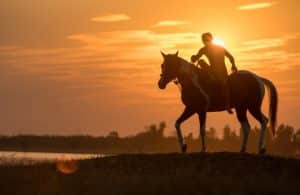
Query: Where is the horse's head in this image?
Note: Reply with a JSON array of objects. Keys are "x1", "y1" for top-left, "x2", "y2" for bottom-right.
[{"x1": 158, "y1": 51, "x2": 180, "y2": 89}]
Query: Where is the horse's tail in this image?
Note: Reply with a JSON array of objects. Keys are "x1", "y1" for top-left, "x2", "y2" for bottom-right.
[{"x1": 260, "y1": 77, "x2": 278, "y2": 136}]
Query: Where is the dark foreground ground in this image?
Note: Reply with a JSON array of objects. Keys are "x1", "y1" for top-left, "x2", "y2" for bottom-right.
[{"x1": 0, "y1": 152, "x2": 299, "y2": 195}]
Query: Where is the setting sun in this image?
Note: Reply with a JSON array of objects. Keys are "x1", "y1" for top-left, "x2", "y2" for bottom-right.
[{"x1": 213, "y1": 37, "x2": 225, "y2": 47}]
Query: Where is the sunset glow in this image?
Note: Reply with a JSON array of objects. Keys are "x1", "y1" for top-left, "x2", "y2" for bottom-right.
[
  {"x1": 0, "y1": 0, "x2": 299, "y2": 136},
  {"x1": 213, "y1": 38, "x2": 225, "y2": 47},
  {"x1": 91, "y1": 14, "x2": 131, "y2": 22},
  {"x1": 152, "y1": 20, "x2": 190, "y2": 27},
  {"x1": 238, "y1": 2, "x2": 277, "y2": 10}
]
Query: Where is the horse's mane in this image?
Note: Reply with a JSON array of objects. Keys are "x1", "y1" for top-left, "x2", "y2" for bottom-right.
[
  {"x1": 176, "y1": 56, "x2": 215, "y2": 84},
  {"x1": 177, "y1": 56, "x2": 202, "y2": 72},
  {"x1": 177, "y1": 56, "x2": 209, "y2": 76}
]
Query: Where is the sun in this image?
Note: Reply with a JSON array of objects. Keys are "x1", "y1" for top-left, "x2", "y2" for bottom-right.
[{"x1": 212, "y1": 37, "x2": 225, "y2": 47}]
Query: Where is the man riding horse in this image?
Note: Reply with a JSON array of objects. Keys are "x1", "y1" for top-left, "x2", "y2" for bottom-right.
[
  {"x1": 191, "y1": 32, "x2": 238, "y2": 114},
  {"x1": 158, "y1": 33, "x2": 278, "y2": 154}
]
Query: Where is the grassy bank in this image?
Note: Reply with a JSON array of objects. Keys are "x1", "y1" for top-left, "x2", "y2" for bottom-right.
[{"x1": 0, "y1": 152, "x2": 299, "y2": 195}]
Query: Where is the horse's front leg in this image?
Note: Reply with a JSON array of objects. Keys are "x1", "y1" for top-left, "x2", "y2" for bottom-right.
[
  {"x1": 175, "y1": 107, "x2": 195, "y2": 153},
  {"x1": 198, "y1": 111, "x2": 207, "y2": 152}
]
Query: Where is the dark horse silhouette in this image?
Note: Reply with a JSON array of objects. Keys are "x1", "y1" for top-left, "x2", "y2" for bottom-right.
[{"x1": 158, "y1": 52, "x2": 278, "y2": 154}]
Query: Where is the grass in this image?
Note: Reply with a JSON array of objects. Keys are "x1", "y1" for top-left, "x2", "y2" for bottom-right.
[{"x1": 0, "y1": 152, "x2": 299, "y2": 195}]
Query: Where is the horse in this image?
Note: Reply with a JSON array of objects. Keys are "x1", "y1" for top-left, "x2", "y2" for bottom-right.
[{"x1": 157, "y1": 51, "x2": 278, "y2": 154}]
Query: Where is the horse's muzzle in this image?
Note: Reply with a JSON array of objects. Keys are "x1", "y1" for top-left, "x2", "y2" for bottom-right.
[{"x1": 158, "y1": 78, "x2": 167, "y2": 89}]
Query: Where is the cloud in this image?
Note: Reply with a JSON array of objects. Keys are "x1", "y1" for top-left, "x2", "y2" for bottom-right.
[
  {"x1": 0, "y1": 30, "x2": 202, "y2": 123},
  {"x1": 237, "y1": 2, "x2": 277, "y2": 10},
  {"x1": 3, "y1": 31, "x2": 300, "y2": 79},
  {"x1": 235, "y1": 34, "x2": 300, "y2": 71},
  {"x1": 1, "y1": 28, "x2": 300, "y2": 135},
  {"x1": 237, "y1": 38, "x2": 285, "y2": 52},
  {"x1": 67, "y1": 30, "x2": 200, "y2": 60},
  {"x1": 152, "y1": 20, "x2": 190, "y2": 27},
  {"x1": 91, "y1": 14, "x2": 131, "y2": 22},
  {"x1": 3, "y1": 31, "x2": 300, "y2": 125}
]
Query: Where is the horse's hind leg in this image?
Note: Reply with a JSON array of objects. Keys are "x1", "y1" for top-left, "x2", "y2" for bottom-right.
[
  {"x1": 175, "y1": 107, "x2": 195, "y2": 153},
  {"x1": 249, "y1": 107, "x2": 268, "y2": 154},
  {"x1": 236, "y1": 107, "x2": 250, "y2": 153}
]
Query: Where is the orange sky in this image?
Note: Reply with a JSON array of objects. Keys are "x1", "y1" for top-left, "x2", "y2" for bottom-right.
[{"x1": 0, "y1": 0, "x2": 300, "y2": 136}]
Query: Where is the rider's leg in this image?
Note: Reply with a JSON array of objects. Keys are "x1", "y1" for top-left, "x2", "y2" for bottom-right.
[{"x1": 222, "y1": 80, "x2": 233, "y2": 114}]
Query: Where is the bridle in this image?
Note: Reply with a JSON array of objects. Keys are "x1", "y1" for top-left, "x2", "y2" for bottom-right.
[{"x1": 160, "y1": 63, "x2": 180, "y2": 86}]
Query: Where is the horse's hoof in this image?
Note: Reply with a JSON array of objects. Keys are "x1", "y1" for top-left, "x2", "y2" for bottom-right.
[
  {"x1": 201, "y1": 147, "x2": 206, "y2": 153},
  {"x1": 240, "y1": 148, "x2": 246, "y2": 153},
  {"x1": 181, "y1": 144, "x2": 187, "y2": 153},
  {"x1": 259, "y1": 148, "x2": 266, "y2": 155}
]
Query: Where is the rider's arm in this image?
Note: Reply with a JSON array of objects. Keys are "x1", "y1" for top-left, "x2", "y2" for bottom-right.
[
  {"x1": 191, "y1": 48, "x2": 204, "y2": 63},
  {"x1": 225, "y1": 49, "x2": 237, "y2": 71}
]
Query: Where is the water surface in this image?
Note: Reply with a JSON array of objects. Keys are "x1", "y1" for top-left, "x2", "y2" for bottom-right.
[{"x1": 0, "y1": 151, "x2": 101, "y2": 165}]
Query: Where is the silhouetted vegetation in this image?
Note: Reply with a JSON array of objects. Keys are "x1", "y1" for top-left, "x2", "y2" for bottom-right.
[{"x1": 0, "y1": 122, "x2": 299, "y2": 156}]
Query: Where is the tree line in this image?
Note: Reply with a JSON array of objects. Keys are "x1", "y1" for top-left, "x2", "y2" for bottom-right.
[{"x1": 0, "y1": 122, "x2": 299, "y2": 156}]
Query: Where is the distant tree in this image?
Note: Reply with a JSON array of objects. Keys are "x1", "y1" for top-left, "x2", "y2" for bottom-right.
[
  {"x1": 274, "y1": 124, "x2": 295, "y2": 154},
  {"x1": 221, "y1": 125, "x2": 240, "y2": 151},
  {"x1": 293, "y1": 129, "x2": 300, "y2": 153},
  {"x1": 158, "y1": 121, "x2": 166, "y2": 137},
  {"x1": 144, "y1": 121, "x2": 166, "y2": 138},
  {"x1": 223, "y1": 125, "x2": 231, "y2": 140},
  {"x1": 107, "y1": 131, "x2": 119, "y2": 139},
  {"x1": 294, "y1": 129, "x2": 300, "y2": 143},
  {"x1": 207, "y1": 127, "x2": 217, "y2": 139},
  {"x1": 276, "y1": 124, "x2": 294, "y2": 142}
]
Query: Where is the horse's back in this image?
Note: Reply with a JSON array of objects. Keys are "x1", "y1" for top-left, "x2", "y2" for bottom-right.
[
  {"x1": 207, "y1": 70, "x2": 263, "y2": 111},
  {"x1": 229, "y1": 71, "x2": 263, "y2": 107}
]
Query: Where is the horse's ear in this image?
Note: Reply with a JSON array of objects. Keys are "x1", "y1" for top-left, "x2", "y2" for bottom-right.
[
  {"x1": 175, "y1": 50, "x2": 179, "y2": 56},
  {"x1": 161, "y1": 51, "x2": 166, "y2": 58}
]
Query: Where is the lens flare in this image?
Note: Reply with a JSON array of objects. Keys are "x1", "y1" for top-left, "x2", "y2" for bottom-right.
[
  {"x1": 213, "y1": 38, "x2": 225, "y2": 47},
  {"x1": 56, "y1": 160, "x2": 79, "y2": 174}
]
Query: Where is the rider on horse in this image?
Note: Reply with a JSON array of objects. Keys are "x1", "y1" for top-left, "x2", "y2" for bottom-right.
[{"x1": 191, "y1": 32, "x2": 238, "y2": 114}]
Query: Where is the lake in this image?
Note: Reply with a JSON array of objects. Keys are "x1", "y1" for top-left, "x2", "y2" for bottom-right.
[{"x1": 0, "y1": 151, "x2": 102, "y2": 165}]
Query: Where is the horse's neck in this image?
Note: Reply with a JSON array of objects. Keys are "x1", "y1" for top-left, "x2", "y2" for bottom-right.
[
  {"x1": 177, "y1": 58, "x2": 203, "y2": 87},
  {"x1": 178, "y1": 58, "x2": 193, "y2": 72}
]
